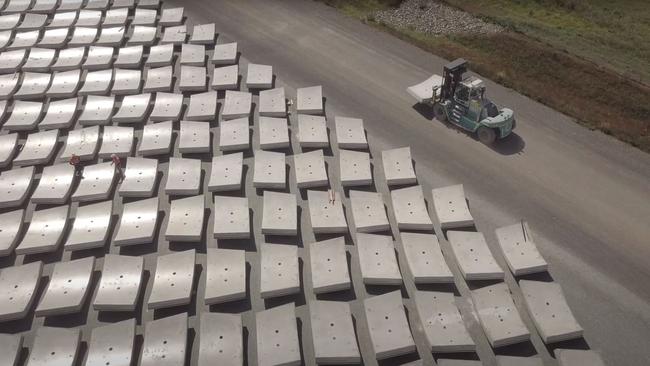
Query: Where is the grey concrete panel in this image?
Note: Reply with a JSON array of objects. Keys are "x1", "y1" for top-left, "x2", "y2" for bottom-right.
[
  {"x1": 258, "y1": 87, "x2": 286, "y2": 117},
  {"x1": 31, "y1": 163, "x2": 75, "y2": 204},
  {"x1": 335, "y1": 116, "x2": 367, "y2": 149},
  {"x1": 160, "y1": 25, "x2": 187, "y2": 45},
  {"x1": 22, "y1": 48, "x2": 55, "y2": 72},
  {"x1": 37, "y1": 28, "x2": 69, "y2": 48},
  {"x1": 297, "y1": 85, "x2": 323, "y2": 114},
  {"x1": 96, "y1": 27, "x2": 125, "y2": 47},
  {"x1": 339, "y1": 149, "x2": 371, "y2": 187},
  {"x1": 145, "y1": 44, "x2": 174, "y2": 67},
  {"x1": 297, "y1": 114, "x2": 328, "y2": 148},
  {"x1": 307, "y1": 190, "x2": 347, "y2": 234},
  {"x1": 179, "y1": 121, "x2": 210, "y2": 154},
  {"x1": 0, "y1": 14, "x2": 21, "y2": 30},
  {"x1": 413, "y1": 290, "x2": 475, "y2": 353},
  {"x1": 149, "y1": 92, "x2": 183, "y2": 121},
  {"x1": 85, "y1": 319, "x2": 136, "y2": 366},
  {"x1": 294, "y1": 149, "x2": 328, "y2": 188},
  {"x1": 138, "y1": 120, "x2": 173, "y2": 156},
  {"x1": 82, "y1": 46, "x2": 114, "y2": 70},
  {"x1": 219, "y1": 117, "x2": 249, "y2": 151},
  {"x1": 93, "y1": 254, "x2": 143, "y2": 311},
  {"x1": 471, "y1": 282, "x2": 530, "y2": 348},
  {"x1": 180, "y1": 43, "x2": 205, "y2": 66},
  {"x1": 159, "y1": 7, "x2": 184, "y2": 27},
  {"x1": 190, "y1": 23, "x2": 216, "y2": 45},
  {"x1": 51, "y1": 47, "x2": 85, "y2": 71},
  {"x1": 308, "y1": 237, "x2": 351, "y2": 294},
  {"x1": 212, "y1": 196, "x2": 249, "y2": 239},
  {"x1": 64, "y1": 200, "x2": 112, "y2": 251},
  {"x1": 519, "y1": 280, "x2": 583, "y2": 343},
  {"x1": 363, "y1": 290, "x2": 416, "y2": 359},
  {"x1": 143, "y1": 65, "x2": 173, "y2": 93},
  {"x1": 0, "y1": 132, "x2": 18, "y2": 167},
  {"x1": 222, "y1": 90, "x2": 251, "y2": 120},
  {"x1": 165, "y1": 157, "x2": 202, "y2": 195},
  {"x1": 8, "y1": 30, "x2": 40, "y2": 50},
  {"x1": 147, "y1": 249, "x2": 195, "y2": 309},
  {"x1": 59, "y1": 125, "x2": 100, "y2": 161},
  {"x1": 496, "y1": 356, "x2": 543, "y2": 366},
  {"x1": 112, "y1": 68, "x2": 142, "y2": 95},
  {"x1": 390, "y1": 185, "x2": 433, "y2": 230},
  {"x1": 79, "y1": 95, "x2": 115, "y2": 126},
  {"x1": 495, "y1": 222, "x2": 548, "y2": 276},
  {"x1": 253, "y1": 150, "x2": 286, "y2": 189},
  {"x1": 118, "y1": 157, "x2": 158, "y2": 197},
  {"x1": 431, "y1": 184, "x2": 474, "y2": 229},
  {"x1": 46, "y1": 70, "x2": 81, "y2": 98},
  {"x1": 447, "y1": 231, "x2": 504, "y2": 281},
  {"x1": 132, "y1": 8, "x2": 157, "y2": 26},
  {"x1": 198, "y1": 313, "x2": 243, "y2": 366},
  {"x1": 255, "y1": 303, "x2": 301, "y2": 366},
  {"x1": 79, "y1": 69, "x2": 114, "y2": 95},
  {"x1": 75, "y1": 10, "x2": 101, "y2": 27},
  {"x1": 58, "y1": 0, "x2": 83, "y2": 10},
  {"x1": 0, "y1": 30, "x2": 10, "y2": 50},
  {"x1": 140, "y1": 313, "x2": 187, "y2": 366},
  {"x1": 382, "y1": 146, "x2": 416, "y2": 186},
  {"x1": 39, "y1": 97, "x2": 79, "y2": 130},
  {"x1": 110, "y1": 0, "x2": 135, "y2": 8},
  {"x1": 102, "y1": 8, "x2": 128, "y2": 26},
  {"x1": 554, "y1": 349, "x2": 606, "y2": 366},
  {"x1": 114, "y1": 45, "x2": 144, "y2": 69},
  {"x1": 0, "y1": 49, "x2": 27, "y2": 73},
  {"x1": 204, "y1": 248, "x2": 246, "y2": 304},
  {"x1": 212, "y1": 64, "x2": 238, "y2": 90},
  {"x1": 13, "y1": 129, "x2": 58, "y2": 166},
  {"x1": 356, "y1": 233, "x2": 402, "y2": 285},
  {"x1": 186, "y1": 90, "x2": 217, "y2": 121},
  {"x1": 85, "y1": 0, "x2": 109, "y2": 9},
  {"x1": 17, "y1": 13, "x2": 47, "y2": 30},
  {"x1": 137, "y1": 0, "x2": 161, "y2": 8},
  {"x1": 0, "y1": 73, "x2": 20, "y2": 99},
  {"x1": 0, "y1": 209, "x2": 24, "y2": 256},
  {"x1": 15, "y1": 205, "x2": 69, "y2": 255},
  {"x1": 258, "y1": 116, "x2": 290, "y2": 150},
  {"x1": 309, "y1": 300, "x2": 361, "y2": 364},
  {"x1": 208, "y1": 153, "x2": 243, "y2": 192},
  {"x1": 14, "y1": 72, "x2": 52, "y2": 99},
  {"x1": 401, "y1": 232, "x2": 453, "y2": 283},
  {"x1": 127, "y1": 26, "x2": 156, "y2": 46},
  {"x1": 113, "y1": 197, "x2": 159, "y2": 246},
  {"x1": 4, "y1": 100, "x2": 44, "y2": 131},
  {"x1": 261, "y1": 191, "x2": 296, "y2": 235},
  {"x1": 26, "y1": 327, "x2": 80, "y2": 366},
  {"x1": 98, "y1": 125, "x2": 134, "y2": 158},
  {"x1": 246, "y1": 63, "x2": 272, "y2": 89},
  {"x1": 212, "y1": 42, "x2": 237, "y2": 65},
  {"x1": 112, "y1": 93, "x2": 152, "y2": 124},
  {"x1": 0, "y1": 261, "x2": 42, "y2": 321},
  {"x1": 349, "y1": 190, "x2": 390, "y2": 233},
  {"x1": 260, "y1": 243, "x2": 299, "y2": 298},
  {"x1": 0, "y1": 166, "x2": 34, "y2": 208},
  {"x1": 71, "y1": 161, "x2": 116, "y2": 202},
  {"x1": 47, "y1": 11, "x2": 78, "y2": 29},
  {"x1": 0, "y1": 334, "x2": 22, "y2": 366},
  {"x1": 35, "y1": 257, "x2": 94, "y2": 317},
  {"x1": 179, "y1": 65, "x2": 207, "y2": 92},
  {"x1": 165, "y1": 195, "x2": 205, "y2": 242}
]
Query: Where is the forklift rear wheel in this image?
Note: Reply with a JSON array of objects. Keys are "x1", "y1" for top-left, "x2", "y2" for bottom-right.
[
  {"x1": 433, "y1": 104, "x2": 447, "y2": 122},
  {"x1": 477, "y1": 126, "x2": 497, "y2": 145}
]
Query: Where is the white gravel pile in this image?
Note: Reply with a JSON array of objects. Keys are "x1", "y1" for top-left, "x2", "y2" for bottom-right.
[{"x1": 374, "y1": 0, "x2": 503, "y2": 35}]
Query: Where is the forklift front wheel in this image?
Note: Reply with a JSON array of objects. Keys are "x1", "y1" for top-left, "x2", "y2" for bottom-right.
[
  {"x1": 477, "y1": 126, "x2": 497, "y2": 145},
  {"x1": 433, "y1": 104, "x2": 447, "y2": 122}
]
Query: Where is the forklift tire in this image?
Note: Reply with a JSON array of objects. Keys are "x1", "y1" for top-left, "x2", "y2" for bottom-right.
[
  {"x1": 477, "y1": 126, "x2": 497, "y2": 145},
  {"x1": 433, "y1": 104, "x2": 447, "y2": 122}
]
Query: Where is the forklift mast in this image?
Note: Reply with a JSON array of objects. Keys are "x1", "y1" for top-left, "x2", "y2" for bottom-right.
[{"x1": 441, "y1": 58, "x2": 468, "y2": 101}]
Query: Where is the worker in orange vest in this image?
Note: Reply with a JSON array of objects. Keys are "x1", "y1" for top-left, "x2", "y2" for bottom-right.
[
  {"x1": 110, "y1": 154, "x2": 124, "y2": 182},
  {"x1": 69, "y1": 154, "x2": 83, "y2": 178}
]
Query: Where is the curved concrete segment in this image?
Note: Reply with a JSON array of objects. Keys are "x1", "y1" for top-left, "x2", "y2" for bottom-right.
[
  {"x1": 261, "y1": 191, "x2": 297, "y2": 236},
  {"x1": 143, "y1": 66, "x2": 173, "y2": 93},
  {"x1": 186, "y1": 90, "x2": 217, "y2": 121},
  {"x1": 4, "y1": 101, "x2": 44, "y2": 131},
  {"x1": 259, "y1": 87, "x2": 286, "y2": 117},
  {"x1": 253, "y1": 150, "x2": 286, "y2": 189},
  {"x1": 363, "y1": 290, "x2": 416, "y2": 360},
  {"x1": 0, "y1": 209, "x2": 25, "y2": 256},
  {"x1": 150, "y1": 93, "x2": 183, "y2": 121},
  {"x1": 307, "y1": 190, "x2": 347, "y2": 234},
  {"x1": 79, "y1": 69, "x2": 113, "y2": 95},
  {"x1": 294, "y1": 149, "x2": 328, "y2": 188},
  {"x1": 190, "y1": 23, "x2": 216, "y2": 45},
  {"x1": 179, "y1": 121, "x2": 210, "y2": 154},
  {"x1": 31, "y1": 163, "x2": 75, "y2": 204},
  {"x1": 161, "y1": 25, "x2": 188, "y2": 45},
  {"x1": 165, "y1": 195, "x2": 205, "y2": 242},
  {"x1": 309, "y1": 300, "x2": 361, "y2": 364},
  {"x1": 0, "y1": 133, "x2": 18, "y2": 167},
  {"x1": 447, "y1": 231, "x2": 504, "y2": 281},
  {"x1": 212, "y1": 64, "x2": 239, "y2": 90},
  {"x1": 339, "y1": 149, "x2": 372, "y2": 186},
  {"x1": 64, "y1": 200, "x2": 113, "y2": 251},
  {"x1": 213, "y1": 196, "x2": 250, "y2": 239},
  {"x1": 112, "y1": 93, "x2": 152, "y2": 124},
  {"x1": 401, "y1": 232, "x2": 453, "y2": 283},
  {"x1": 146, "y1": 44, "x2": 174, "y2": 67},
  {"x1": 113, "y1": 197, "x2": 159, "y2": 247},
  {"x1": 356, "y1": 233, "x2": 402, "y2": 285},
  {"x1": 198, "y1": 313, "x2": 243, "y2": 365},
  {"x1": 260, "y1": 243, "x2": 300, "y2": 298},
  {"x1": 208, "y1": 153, "x2": 244, "y2": 192},
  {"x1": 431, "y1": 184, "x2": 474, "y2": 229},
  {"x1": 85, "y1": 319, "x2": 136, "y2": 366},
  {"x1": 212, "y1": 42, "x2": 238, "y2": 65},
  {"x1": 204, "y1": 248, "x2": 246, "y2": 304},
  {"x1": 165, "y1": 157, "x2": 202, "y2": 195},
  {"x1": 349, "y1": 190, "x2": 390, "y2": 233},
  {"x1": 40, "y1": 98, "x2": 80, "y2": 129},
  {"x1": 258, "y1": 116, "x2": 290, "y2": 150},
  {"x1": 297, "y1": 114, "x2": 329, "y2": 148},
  {"x1": 0, "y1": 165, "x2": 34, "y2": 208},
  {"x1": 14, "y1": 72, "x2": 51, "y2": 99},
  {"x1": 390, "y1": 185, "x2": 433, "y2": 230},
  {"x1": 471, "y1": 282, "x2": 530, "y2": 348},
  {"x1": 179, "y1": 65, "x2": 207, "y2": 92},
  {"x1": 115, "y1": 45, "x2": 144, "y2": 68},
  {"x1": 140, "y1": 312, "x2": 188, "y2": 366},
  {"x1": 255, "y1": 303, "x2": 301, "y2": 366},
  {"x1": 79, "y1": 95, "x2": 115, "y2": 126},
  {"x1": 93, "y1": 254, "x2": 144, "y2": 312},
  {"x1": 219, "y1": 117, "x2": 250, "y2": 151},
  {"x1": 413, "y1": 290, "x2": 475, "y2": 353},
  {"x1": 46, "y1": 72, "x2": 81, "y2": 99},
  {"x1": 118, "y1": 157, "x2": 159, "y2": 197},
  {"x1": 112, "y1": 68, "x2": 142, "y2": 94},
  {"x1": 180, "y1": 43, "x2": 205, "y2": 66},
  {"x1": 148, "y1": 249, "x2": 196, "y2": 309},
  {"x1": 35, "y1": 256, "x2": 95, "y2": 317},
  {"x1": 382, "y1": 146, "x2": 417, "y2": 186},
  {"x1": 555, "y1": 349, "x2": 606, "y2": 366},
  {"x1": 15, "y1": 204, "x2": 69, "y2": 255},
  {"x1": 27, "y1": 327, "x2": 81, "y2": 366},
  {"x1": 308, "y1": 237, "x2": 351, "y2": 294},
  {"x1": 246, "y1": 63, "x2": 273, "y2": 89},
  {"x1": 520, "y1": 280, "x2": 583, "y2": 343},
  {"x1": 0, "y1": 261, "x2": 42, "y2": 321},
  {"x1": 59, "y1": 125, "x2": 101, "y2": 162},
  {"x1": 0, "y1": 334, "x2": 22, "y2": 366},
  {"x1": 52, "y1": 47, "x2": 86, "y2": 70},
  {"x1": 335, "y1": 116, "x2": 367, "y2": 149},
  {"x1": 222, "y1": 90, "x2": 252, "y2": 120},
  {"x1": 297, "y1": 85, "x2": 323, "y2": 114},
  {"x1": 138, "y1": 120, "x2": 173, "y2": 156},
  {"x1": 71, "y1": 161, "x2": 116, "y2": 202},
  {"x1": 495, "y1": 222, "x2": 548, "y2": 276},
  {"x1": 99, "y1": 126, "x2": 134, "y2": 158}
]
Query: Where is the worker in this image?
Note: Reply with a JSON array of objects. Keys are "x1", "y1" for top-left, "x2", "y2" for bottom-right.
[
  {"x1": 69, "y1": 154, "x2": 83, "y2": 178},
  {"x1": 110, "y1": 154, "x2": 124, "y2": 182}
]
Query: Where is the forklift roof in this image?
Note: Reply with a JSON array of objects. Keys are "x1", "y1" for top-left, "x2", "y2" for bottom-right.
[
  {"x1": 444, "y1": 58, "x2": 467, "y2": 72},
  {"x1": 462, "y1": 76, "x2": 484, "y2": 88}
]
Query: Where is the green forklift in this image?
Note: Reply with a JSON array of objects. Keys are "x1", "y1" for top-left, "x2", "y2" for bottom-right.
[{"x1": 407, "y1": 58, "x2": 515, "y2": 144}]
